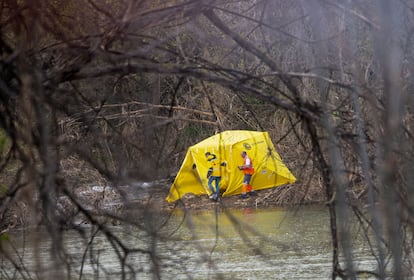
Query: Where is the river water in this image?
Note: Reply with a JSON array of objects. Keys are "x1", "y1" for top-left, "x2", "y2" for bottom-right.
[{"x1": 1, "y1": 205, "x2": 378, "y2": 279}]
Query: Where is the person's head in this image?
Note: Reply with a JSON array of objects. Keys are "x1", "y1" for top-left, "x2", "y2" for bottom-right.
[{"x1": 241, "y1": 151, "x2": 247, "y2": 158}]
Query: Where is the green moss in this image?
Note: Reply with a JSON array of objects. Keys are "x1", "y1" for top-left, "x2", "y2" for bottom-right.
[
  {"x1": 0, "y1": 184, "x2": 7, "y2": 197},
  {"x1": 0, "y1": 128, "x2": 6, "y2": 153}
]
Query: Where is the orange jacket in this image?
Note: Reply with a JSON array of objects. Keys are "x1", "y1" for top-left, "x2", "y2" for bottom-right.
[{"x1": 242, "y1": 155, "x2": 254, "y2": 175}]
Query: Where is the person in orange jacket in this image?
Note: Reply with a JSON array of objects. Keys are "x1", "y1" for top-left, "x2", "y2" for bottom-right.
[{"x1": 238, "y1": 151, "x2": 257, "y2": 199}]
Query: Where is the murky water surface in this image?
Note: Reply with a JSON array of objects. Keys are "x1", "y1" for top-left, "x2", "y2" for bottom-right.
[{"x1": 1, "y1": 205, "x2": 378, "y2": 279}]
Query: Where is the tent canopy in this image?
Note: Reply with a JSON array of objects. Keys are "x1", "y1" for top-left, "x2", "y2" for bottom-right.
[{"x1": 166, "y1": 130, "x2": 296, "y2": 202}]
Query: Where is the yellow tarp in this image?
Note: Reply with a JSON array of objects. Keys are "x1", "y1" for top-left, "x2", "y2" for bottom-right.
[{"x1": 166, "y1": 130, "x2": 296, "y2": 202}]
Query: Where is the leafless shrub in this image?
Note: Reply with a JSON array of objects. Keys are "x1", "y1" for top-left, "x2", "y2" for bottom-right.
[{"x1": 1, "y1": 0, "x2": 414, "y2": 279}]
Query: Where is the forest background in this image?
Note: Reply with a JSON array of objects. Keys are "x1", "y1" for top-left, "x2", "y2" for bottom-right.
[{"x1": 1, "y1": 0, "x2": 414, "y2": 279}]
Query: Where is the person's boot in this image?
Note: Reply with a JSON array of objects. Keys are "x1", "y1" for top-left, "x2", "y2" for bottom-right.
[
  {"x1": 249, "y1": 190, "x2": 257, "y2": 196},
  {"x1": 241, "y1": 193, "x2": 248, "y2": 199}
]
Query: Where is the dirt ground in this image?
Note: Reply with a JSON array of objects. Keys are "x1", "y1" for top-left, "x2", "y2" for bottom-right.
[{"x1": 159, "y1": 183, "x2": 324, "y2": 212}]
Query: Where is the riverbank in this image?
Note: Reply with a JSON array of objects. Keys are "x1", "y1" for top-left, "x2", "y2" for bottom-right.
[
  {"x1": 0, "y1": 178, "x2": 325, "y2": 232},
  {"x1": 165, "y1": 183, "x2": 323, "y2": 211}
]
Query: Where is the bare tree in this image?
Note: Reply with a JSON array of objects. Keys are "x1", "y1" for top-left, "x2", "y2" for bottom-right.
[{"x1": 1, "y1": 0, "x2": 414, "y2": 279}]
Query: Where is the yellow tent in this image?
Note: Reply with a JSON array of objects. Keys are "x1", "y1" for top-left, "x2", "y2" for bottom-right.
[{"x1": 166, "y1": 130, "x2": 296, "y2": 202}]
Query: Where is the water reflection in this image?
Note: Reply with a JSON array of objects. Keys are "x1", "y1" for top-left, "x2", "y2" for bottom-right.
[
  {"x1": 1, "y1": 205, "x2": 378, "y2": 279},
  {"x1": 163, "y1": 206, "x2": 333, "y2": 279}
]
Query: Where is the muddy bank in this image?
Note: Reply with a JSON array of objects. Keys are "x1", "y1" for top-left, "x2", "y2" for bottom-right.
[
  {"x1": 0, "y1": 179, "x2": 324, "y2": 232},
  {"x1": 69, "y1": 180, "x2": 324, "y2": 214},
  {"x1": 168, "y1": 184, "x2": 324, "y2": 211}
]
